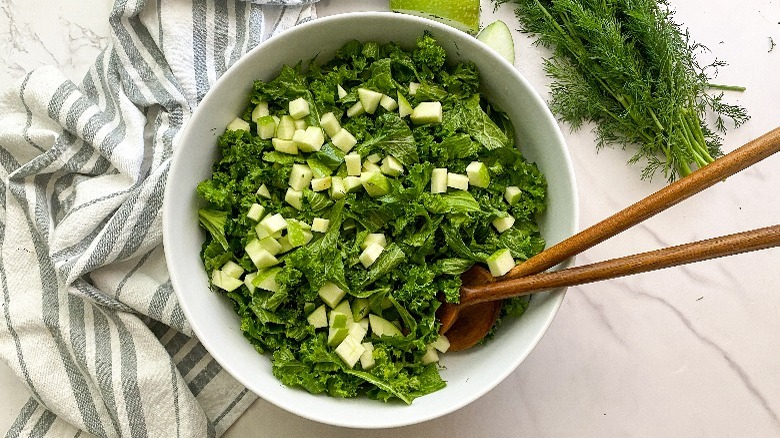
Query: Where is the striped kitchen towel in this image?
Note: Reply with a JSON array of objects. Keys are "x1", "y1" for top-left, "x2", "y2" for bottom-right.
[{"x1": 0, "y1": 1, "x2": 317, "y2": 436}]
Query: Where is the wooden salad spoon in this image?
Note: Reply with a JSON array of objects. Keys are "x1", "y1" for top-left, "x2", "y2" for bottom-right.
[{"x1": 438, "y1": 127, "x2": 780, "y2": 351}]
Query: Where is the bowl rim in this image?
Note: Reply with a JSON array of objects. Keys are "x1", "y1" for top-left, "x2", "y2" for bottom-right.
[{"x1": 163, "y1": 10, "x2": 579, "y2": 429}]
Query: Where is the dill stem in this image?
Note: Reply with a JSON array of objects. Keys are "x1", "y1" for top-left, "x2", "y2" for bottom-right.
[{"x1": 707, "y1": 83, "x2": 747, "y2": 92}]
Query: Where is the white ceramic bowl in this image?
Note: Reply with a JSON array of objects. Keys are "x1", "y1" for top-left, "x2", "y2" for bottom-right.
[{"x1": 163, "y1": 12, "x2": 578, "y2": 429}]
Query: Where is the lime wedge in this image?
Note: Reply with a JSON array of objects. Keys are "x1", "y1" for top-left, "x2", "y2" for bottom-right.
[
  {"x1": 389, "y1": 0, "x2": 480, "y2": 35},
  {"x1": 476, "y1": 20, "x2": 515, "y2": 64}
]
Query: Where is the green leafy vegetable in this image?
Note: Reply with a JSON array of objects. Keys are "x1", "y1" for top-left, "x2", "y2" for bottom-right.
[
  {"x1": 196, "y1": 34, "x2": 548, "y2": 404},
  {"x1": 497, "y1": 0, "x2": 749, "y2": 181}
]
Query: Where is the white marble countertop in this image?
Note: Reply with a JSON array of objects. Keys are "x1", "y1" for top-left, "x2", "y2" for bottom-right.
[{"x1": 2, "y1": 0, "x2": 779, "y2": 436}]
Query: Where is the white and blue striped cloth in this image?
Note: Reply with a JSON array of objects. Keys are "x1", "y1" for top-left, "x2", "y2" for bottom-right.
[{"x1": 0, "y1": 1, "x2": 316, "y2": 436}]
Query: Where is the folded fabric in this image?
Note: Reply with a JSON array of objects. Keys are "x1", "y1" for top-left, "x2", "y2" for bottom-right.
[{"x1": 0, "y1": 1, "x2": 316, "y2": 436}]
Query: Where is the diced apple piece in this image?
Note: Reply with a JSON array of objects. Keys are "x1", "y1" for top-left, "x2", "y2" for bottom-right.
[
  {"x1": 359, "y1": 242, "x2": 384, "y2": 268},
  {"x1": 368, "y1": 314, "x2": 402, "y2": 337},
  {"x1": 466, "y1": 161, "x2": 490, "y2": 188},
  {"x1": 411, "y1": 101, "x2": 443, "y2": 124},
  {"x1": 337, "y1": 84, "x2": 348, "y2": 99},
  {"x1": 362, "y1": 161, "x2": 381, "y2": 173},
  {"x1": 431, "y1": 168, "x2": 448, "y2": 194},
  {"x1": 328, "y1": 326, "x2": 349, "y2": 347},
  {"x1": 487, "y1": 248, "x2": 515, "y2": 277},
  {"x1": 366, "y1": 153, "x2": 382, "y2": 164},
  {"x1": 360, "y1": 171, "x2": 390, "y2": 197},
  {"x1": 319, "y1": 112, "x2": 342, "y2": 137},
  {"x1": 276, "y1": 235, "x2": 294, "y2": 254},
  {"x1": 307, "y1": 304, "x2": 328, "y2": 328},
  {"x1": 421, "y1": 345, "x2": 439, "y2": 364},
  {"x1": 330, "y1": 176, "x2": 346, "y2": 199},
  {"x1": 256, "y1": 184, "x2": 271, "y2": 199},
  {"x1": 211, "y1": 269, "x2": 243, "y2": 292},
  {"x1": 347, "y1": 321, "x2": 368, "y2": 342},
  {"x1": 492, "y1": 215, "x2": 515, "y2": 233},
  {"x1": 431, "y1": 335, "x2": 450, "y2": 353},
  {"x1": 245, "y1": 240, "x2": 279, "y2": 269},
  {"x1": 352, "y1": 298, "x2": 371, "y2": 321},
  {"x1": 409, "y1": 82, "x2": 420, "y2": 95},
  {"x1": 243, "y1": 272, "x2": 257, "y2": 294},
  {"x1": 335, "y1": 336, "x2": 366, "y2": 368},
  {"x1": 289, "y1": 97, "x2": 310, "y2": 120},
  {"x1": 447, "y1": 172, "x2": 469, "y2": 191},
  {"x1": 344, "y1": 176, "x2": 363, "y2": 193},
  {"x1": 505, "y1": 185, "x2": 523, "y2": 205},
  {"x1": 226, "y1": 117, "x2": 250, "y2": 132},
  {"x1": 256, "y1": 115, "x2": 277, "y2": 139},
  {"x1": 275, "y1": 115, "x2": 296, "y2": 140},
  {"x1": 360, "y1": 233, "x2": 386, "y2": 250},
  {"x1": 251, "y1": 267, "x2": 281, "y2": 292},
  {"x1": 220, "y1": 260, "x2": 244, "y2": 279},
  {"x1": 296, "y1": 126, "x2": 325, "y2": 152},
  {"x1": 259, "y1": 213, "x2": 288, "y2": 235},
  {"x1": 246, "y1": 203, "x2": 266, "y2": 222},
  {"x1": 345, "y1": 153, "x2": 362, "y2": 176},
  {"x1": 285, "y1": 188, "x2": 303, "y2": 210},
  {"x1": 346, "y1": 101, "x2": 365, "y2": 117},
  {"x1": 311, "y1": 176, "x2": 332, "y2": 192},
  {"x1": 311, "y1": 218, "x2": 330, "y2": 233},
  {"x1": 251, "y1": 101, "x2": 269, "y2": 121},
  {"x1": 397, "y1": 91, "x2": 413, "y2": 118},
  {"x1": 257, "y1": 235, "x2": 283, "y2": 256},
  {"x1": 379, "y1": 94, "x2": 398, "y2": 111},
  {"x1": 318, "y1": 282, "x2": 346, "y2": 308},
  {"x1": 331, "y1": 128, "x2": 357, "y2": 153},
  {"x1": 329, "y1": 311, "x2": 349, "y2": 329},
  {"x1": 288, "y1": 163, "x2": 313, "y2": 191},
  {"x1": 358, "y1": 88, "x2": 383, "y2": 114},
  {"x1": 272, "y1": 138, "x2": 298, "y2": 155},
  {"x1": 294, "y1": 118, "x2": 308, "y2": 131},
  {"x1": 380, "y1": 155, "x2": 404, "y2": 177},
  {"x1": 360, "y1": 342, "x2": 375, "y2": 369}
]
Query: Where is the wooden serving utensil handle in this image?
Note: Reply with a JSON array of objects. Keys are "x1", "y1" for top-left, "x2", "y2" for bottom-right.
[
  {"x1": 505, "y1": 127, "x2": 780, "y2": 280},
  {"x1": 461, "y1": 225, "x2": 780, "y2": 305}
]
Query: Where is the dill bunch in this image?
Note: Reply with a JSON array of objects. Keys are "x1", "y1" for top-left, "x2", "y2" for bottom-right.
[{"x1": 498, "y1": 0, "x2": 749, "y2": 181}]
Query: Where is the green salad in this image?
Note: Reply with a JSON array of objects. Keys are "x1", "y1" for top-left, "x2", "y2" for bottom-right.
[{"x1": 196, "y1": 34, "x2": 547, "y2": 403}]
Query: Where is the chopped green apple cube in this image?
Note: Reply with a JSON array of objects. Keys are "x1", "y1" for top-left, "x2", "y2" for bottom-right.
[
  {"x1": 220, "y1": 260, "x2": 244, "y2": 279},
  {"x1": 337, "y1": 84, "x2": 347, "y2": 99},
  {"x1": 275, "y1": 115, "x2": 296, "y2": 140},
  {"x1": 288, "y1": 97, "x2": 310, "y2": 119},
  {"x1": 251, "y1": 101, "x2": 269, "y2": 122},
  {"x1": 330, "y1": 176, "x2": 346, "y2": 199},
  {"x1": 368, "y1": 314, "x2": 402, "y2": 337},
  {"x1": 256, "y1": 184, "x2": 271, "y2": 199},
  {"x1": 362, "y1": 161, "x2": 381, "y2": 173},
  {"x1": 285, "y1": 188, "x2": 303, "y2": 210},
  {"x1": 346, "y1": 101, "x2": 365, "y2": 117},
  {"x1": 380, "y1": 155, "x2": 404, "y2": 177},
  {"x1": 331, "y1": 128, "x2": 357, "y2": 153},
  {"x1": 311, "y1": 217, "x2": 330, "y2": 233},
  {"x1": 329, "y1": 311, "x2": 349, "y2": 329},
  {"x1": 487, "y1": 248, "x2": 515, "y2": 277},
  {"x1": 251, "y1": 267, "x2": 281, "y2": 292},
  {"x1": 366, "y1": 153, "x2": 382, "y2": 164},
  {"x1": 311, "y1": 176, "x2": 332, "y2": 192},
  {"x1": 319, "y1": 112, "x2": 341, "y2": 137},
  {"x1": 294, "y1": 118, "x2": 308, "y2": 131},
  {"x1": 243, "y1": 272, "x2": 257, "y2": 294},
  {"x1": 408, "y1": 82, "x2": 420, "y2": 95},
  {"x1": 245, "y1": 241, "x2": 279, "y2": 269},
  {"x1": 466, "y1": 161, "x2": 490, "y2": 188},
  {"x1": 288, "y1": 163, "x2": 313, "y2": 191},
  {"x1": 257, "y1": 235, "x2": 282, "y2": 256},
  {"x1": 397, "y1": 91, "x2": 413, "y2": 118},
  {"x1": 259, "y1": 213, "x2": 288, "y2": 235},
  {"x1": 211, "y1": 269, "x2": 243, "y2": 292},
  {"x1": 226, "y1": 117, "x2": 250, "y2": 132},
  {"x1": 431, "y1": 335, "x2": 450, "y2": 353},
  {"x1": 431, "y1": 168, "x2": 448, "y2": 194},
  {"x1": 410, "y1": 101, "x2": 443, "y2": 124},
  {"x1": 358, "y1": 88, "x2": 383, "y2": 114},
  {"x1": 359, "y1": 242, "x2": 385, "y2": 268},
  {"x1": 256, "y1": 115, "x2": 277, "y2": 139},
  {"x1": 360, "y1": 171, "x2": 390, "y2": 197},
  {"x1": 360, "y1": 342, "x2": 375, "y2": 369},
  {"x1": 347, "y1": 320, "x2": 368, "y2": 342},
  {"x1": 447, "y1": 172, "x2": 469, "y2": 191},
  {"x1": 328, "y1": 326, "x2": 349, "y2": 347},
  {"x1": 379, "y1": 94, "x2": 398, "y2": 111},
  {"x1": 492, "y1": 215, "x2": 515, "y2": 233},
  {"x1": 272, "y1": 138, "x2": 298, "y2": 155},
  {"x1": 276, "y1": 235, "x2": 294, "y2": 254},
  {"x1": 360, "y1": 233, "x2": 386, "y2": 250},
  {"x1": 344, "y1": 176, "x2": 363, "y2": 193},
  {"x1": 335, "y1": 335, "x2": 365, "y2": 368},
  {"x1": 318, "y1": 282, "x2": 346, "y2": 308},
  {"x1": 307, "y1": 304, "x2": 328, "y2": 328},
  {"x1": 505, "y1": 185, "x2": 523, "y2": 205},
  {"x1": 246, "y1": 203, "x2": 266, "y2": 222},
  {"x1": 421, "y1": 345, "x2": 439, "y2": 364},
  {"x1": 345, "y1": 153, "x2": 362, "y2": 176},
  {"x1": 296, "y1": 126, "x2": 325, "y2": 152}
]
